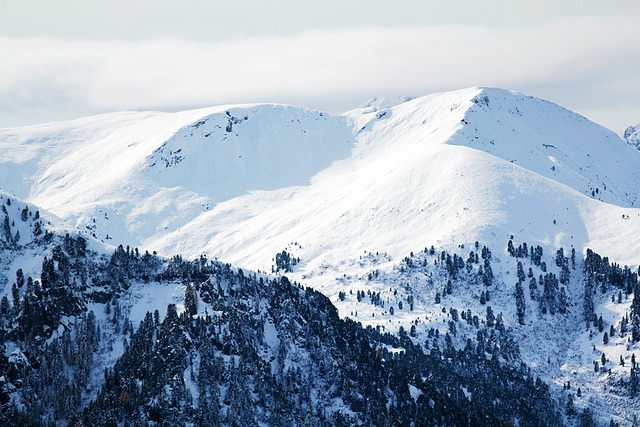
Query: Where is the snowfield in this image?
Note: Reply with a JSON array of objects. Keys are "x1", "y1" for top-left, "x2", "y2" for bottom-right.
[{"x1": 3, "y1": 87, "x2": 640, "y2": 276}]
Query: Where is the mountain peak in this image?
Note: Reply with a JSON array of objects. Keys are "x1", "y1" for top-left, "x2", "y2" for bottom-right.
[
  {"x1": 2, "y1": 86, "x2": 640, "y2": 265},
  {"x1": 450, "y1": 87, "x2": 640, "y2": 208},
  {"x1": 2, "y1": 87, "x2": 640, "y2": 425},
  {"x1": 353, "y1": 94, "x2": 414, "y2": 114}
]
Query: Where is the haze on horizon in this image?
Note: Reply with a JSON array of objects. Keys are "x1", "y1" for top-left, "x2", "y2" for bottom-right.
[{"x1": 1, "y1": 0, "x2": 639, "y2": 134}]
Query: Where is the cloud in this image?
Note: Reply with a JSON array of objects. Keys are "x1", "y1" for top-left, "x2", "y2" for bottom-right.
[{"x1": 1, "y1": 16, "x2": 639, "y2": 132}]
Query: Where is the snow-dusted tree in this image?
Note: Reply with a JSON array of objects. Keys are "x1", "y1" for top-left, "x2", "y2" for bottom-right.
[
  {"x1": 515, "y1": 282, "x2": 526, "y2": 325},
  {"x1": 486, "y1": 306, "x2": 495, "y2": 327},
  {"x1": 185, "y1": 283, "x2": 198, "y2": 316}
]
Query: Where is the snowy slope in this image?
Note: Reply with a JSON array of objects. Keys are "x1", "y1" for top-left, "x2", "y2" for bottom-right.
[
  {"x1": 3, "y1": 87, "x2": 640, "y2": 286},
  {"x1": 0, "y1": 190, "x2": 108, "y2": 304},
  {"x1": 0, "y1": 105, "x2": 353, "y2": 246},
  {"x1": 2, "y1": 87, "x2": 640, "y2": 287},
  {"x1": 148, "y1": 88, "x2": 640, "y2": 279}
]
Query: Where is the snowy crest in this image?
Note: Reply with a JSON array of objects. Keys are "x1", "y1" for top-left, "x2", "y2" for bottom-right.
[
  {"x1": 450, "y1": 87, "x2": 640, "y2": 208},
  {"x1": 351, "y1": 94, "x2": 414, "y2": 114},
  {"x1": 143, "y1": 104, "x2": 353, "y2": 202}
]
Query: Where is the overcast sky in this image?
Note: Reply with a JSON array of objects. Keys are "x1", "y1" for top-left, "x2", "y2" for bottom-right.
[{"x1": 1, "y1": 0, "x2": 639, "y2": 133}]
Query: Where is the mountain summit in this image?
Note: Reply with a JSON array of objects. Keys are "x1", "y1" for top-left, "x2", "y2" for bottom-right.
[
  {"x1": 2, "y1": 87, "x2": 640, "y2": 273},
  {"x1": 2, "y1": 87, "x2": 640, "y2": 424}
]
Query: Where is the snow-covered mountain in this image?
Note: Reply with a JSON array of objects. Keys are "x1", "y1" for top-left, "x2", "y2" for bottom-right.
[
  {"x1": 0, "y1": 104, "x2": 353, "y2": 246},
  {"x1": 2, "y1": 87, "x2": 640, "y2": 424},
  {"x1": 2, "y1": 87, "x2": 640, "y2": 274},
  {"x1": 160, "y1": 87, "x2": 640, "y2": 277}
]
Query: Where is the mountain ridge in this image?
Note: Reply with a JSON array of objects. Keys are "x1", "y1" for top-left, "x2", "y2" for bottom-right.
[
  {"x1": 2, "y1": 88, "x2": 640, "y2": 424},
  {"x1": 3, "y1": 86, "x2": 640, "y2": 278}
]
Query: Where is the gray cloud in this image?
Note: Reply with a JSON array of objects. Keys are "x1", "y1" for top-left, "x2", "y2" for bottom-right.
[{"x1": 1, "y1": 16, "x2": 639, "y2": 132}]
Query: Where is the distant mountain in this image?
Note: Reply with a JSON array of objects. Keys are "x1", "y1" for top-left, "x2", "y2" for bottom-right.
[
  {"x1": 150, "y1": 87, "x2": 640, "y2": 278},
  {"x1": 2, "y1": 88, "x2": 640, "y2": 424},
  {"x1": 0, "y1": 104, "x2": 353, "y2": 247},
  {"x1": 3, "y1": 87, "x2": 639, "y2": 270}
]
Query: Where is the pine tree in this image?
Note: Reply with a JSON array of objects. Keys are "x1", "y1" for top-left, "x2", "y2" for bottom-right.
[
  {"x1": 0, "y1": 295, "x2": 9, "y2": 316},
  {"x1": 3, "y1": 214, "x2": 11, "y2": 243},
  {"x1": 630, "y1": 362, "x2": 639, "y2": 396},
  {"x1": 515, "y1": 282, "x2": 526, "y2": 325},
  {"x1": 486, "y1": 306, "x2": 495, "y2": 327},
  {"x1": 578, "y1": 408, "x2": 596, "y2": 427},
  {"x1": 517, "y1": 261, "x2": 525, "y2": 283},
  {"x1": 566, "y1": 393, "x2": 575, "y2": 416},
  {"x1": 11, "y1": 283, "x2": 19, "y2": 309},
  {"x1": 185, "y1": 283, "x2": 198, "y2": 316},
  {"x1": 33, "y1": 220, "x2": 42, "y2": 236},
  {"x1": 583, "y1": 274, "x2": 595, "y2": 322},
  {"x1": 16, "y1": 268, "x2": 24, "y2": 288},
  {"x1": 529, "y1": 277, "x2": 537, "y2": 300},
  {"x1": 558, "y1": 287, "x2": 567, "y2": 314},
  {"x1": 483, "y1": 259, "x2": 494, "y2": 286},
  {"x1": 632, "y1": 284, "x2": 640, "y2": 342}
]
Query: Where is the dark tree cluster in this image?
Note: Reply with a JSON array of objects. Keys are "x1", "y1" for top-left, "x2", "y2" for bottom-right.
[
  {"x1": 78, "y1": 271, "x2": 561, "y2": 427},
  {"x1": 0, "y1": 197, "x2": 47, "y2": 250},
  {"x1": 507, "y1": 239, "x2": 546, "y2": 271},
  {"x1": 582, "y1": 248, "x2": 640, "y2": 340},
  {"x1": 0, "y1": 231, "x2": 564, "y2": 426},
  {"x1": 273, "y1": 250, "x2": 299, "y2": 273}
]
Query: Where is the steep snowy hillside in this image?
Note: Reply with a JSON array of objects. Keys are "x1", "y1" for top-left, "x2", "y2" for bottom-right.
[
  {"x1": 0, "y1": 191, "x2": 107, "y2": 303},
  {"x1": 452, "y1": 89, "x2": 640, "y2": 207},
  {"x1": 0, "y1": 105, "x2": 353, "y2": 246},
  {"x1": 4, "y1": 86, "x2": 640, "y2": 304},
  {"x1": 624, "y1": 123, "x2": 640, "y2": 150},
  {"x1": 0, "y1": 227, "x2": 564, "y2": 426},
  {"x1": 150, "y1": 88, "x2": 640, "y2": 278}
]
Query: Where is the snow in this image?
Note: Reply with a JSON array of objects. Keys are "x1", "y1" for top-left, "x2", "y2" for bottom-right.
[
  {"x1": 262, "y1": 318, "x2": 280, "y2": 375},
  {"x1": 408, "y1": 384, "x2": 423, "y2": 401},
  {"x1": 124, "y1": 280, "x2": 188, "y2": 325},
  {"x1": 3, "y1": 86, "x2": 640, "y2": 423},
  {"x1": 184, "y1": 352, "x2": 200, "y2": 405},
  {"x1": 141, "y1": 87, "x2": 640, "y2": 301},
  {"x1": 4, "y1": 87, "x2": 640, "y2": 280},
  {"x1": 0, "y1": 190, "x2": 104, "y2": 299},
  {"x1": 0, "y1": 104, "x2": 353, "y2": 247}
]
